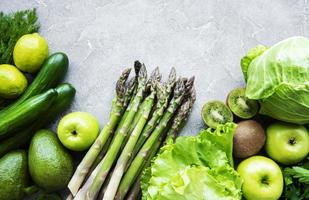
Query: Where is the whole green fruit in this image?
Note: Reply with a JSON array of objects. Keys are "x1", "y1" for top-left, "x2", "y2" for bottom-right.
[
  {"x1": 0, "y1": 64, "x2": 28, "y2": 99},
  {"x1": 0, "y1": 150, "x2": 28, "y2": 200},
  {"x1": 28, "y1": 129, "x2": 73, "y2": 191},
  {"x1": 266, "y1": 122, "x2": 309, "y2": 165},
  {"x1": 237, "y1": 156, "x2": 283, "y2": 200}
]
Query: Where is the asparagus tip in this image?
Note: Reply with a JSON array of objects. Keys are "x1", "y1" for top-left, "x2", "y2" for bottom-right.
[
  {"x1": 168, "y1": 67, "x2": 176, "y2": 84},
  {"x1": 134, "y1": 60, "x2": 142, "y2": 76},
  {"x1": 174, "y1": 78, "x2": 186, "y2": 98},
  {"x1": 116, "y1": 68, "x2": 132, "y2": 99}
]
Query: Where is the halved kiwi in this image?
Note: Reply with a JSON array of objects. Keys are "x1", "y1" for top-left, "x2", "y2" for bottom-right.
[
  {"x1": 201, "y1": 100, "x2": 233, "y2": 129},
  {"x1": 227, "y1": 88, "x2": 258, "y2": 119}
]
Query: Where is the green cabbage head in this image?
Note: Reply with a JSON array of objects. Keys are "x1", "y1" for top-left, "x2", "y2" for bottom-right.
[
  {"x1": 141, "y1": 123, "x2": 242, "y2": 200},
  {"x1": 242, "y1": 36, "x2": 309, "y2": 124}
]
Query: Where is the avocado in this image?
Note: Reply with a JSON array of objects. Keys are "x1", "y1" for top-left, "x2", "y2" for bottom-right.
[
  {"x1": 0, "y1": 150, "x2": 28, "y2": 200},
  {"x1": 28, "y1": 129, "x2": 73, "y2": 192}
]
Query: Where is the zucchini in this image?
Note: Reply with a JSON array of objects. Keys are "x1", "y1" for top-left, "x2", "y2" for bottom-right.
[
  {"x1": 0, "y1": 52, "x2": 68, "y2": 114},
  {"x1": 0, "y1": 83, "x2": 75, "y2": 157},
  {"x1": 0, "y1": 89, "x2": 57, "y2": 139}
]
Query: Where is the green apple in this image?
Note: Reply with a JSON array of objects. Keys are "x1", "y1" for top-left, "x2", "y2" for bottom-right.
[
  {"x1": 266, "y1": 122, "x2": 309, "y2": 165},
  {"x1": 57, "y1": 112, "x2": 100, "y2": 151},
  {"x1": 237, "y1": 156, "x2": 283, "y2": 200}
]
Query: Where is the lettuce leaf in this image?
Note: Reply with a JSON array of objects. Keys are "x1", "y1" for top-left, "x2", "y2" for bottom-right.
[
  {"x1": 141, "y1": 123, "x2": 242, "y2": 200},
  {"x1": 243, "y1": 36, "x2": 309, "y2": 124}
]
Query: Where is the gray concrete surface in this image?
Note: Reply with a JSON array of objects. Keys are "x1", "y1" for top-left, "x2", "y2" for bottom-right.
[{"x1": 1, "y1": 0, "x2": 309, "y2": 198}]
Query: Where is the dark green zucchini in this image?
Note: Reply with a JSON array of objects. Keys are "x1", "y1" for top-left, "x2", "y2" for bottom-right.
[
  {"x1": 0, "y1": 83, "x2": 75, "y2": 157},
  {"x1": 0, "y1": 89, "x2": 57, "y2": 139},
  {"x1": 0, "y1": 52, "x2": 68, "y2": 114}
]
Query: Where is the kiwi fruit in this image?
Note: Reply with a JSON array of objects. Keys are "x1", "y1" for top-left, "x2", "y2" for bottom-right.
[
  {"x1": 201, "y1": 100, "x2": 233, "y2": 129},
  {"x1": 227, "y1": 88, "x2": 258, "y2": 119},
  {"x1": 233, "y1": 120, "x2": 265, "y2": 158}
]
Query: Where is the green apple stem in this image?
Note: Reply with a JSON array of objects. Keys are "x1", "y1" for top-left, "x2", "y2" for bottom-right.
[
  {"x1": 67, "y1": 68, "x2": 131, "y2": 196},
  {"x1": 114, "y1": 79, "x2": 185, "y2": 200},
  {"x1": 84, "y1": 65, "x2": 147, "y2": 200}
]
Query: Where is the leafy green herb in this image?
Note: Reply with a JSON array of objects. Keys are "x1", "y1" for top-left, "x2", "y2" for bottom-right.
[
  {"x1": 283, "y1": 158, "x2": 309, "y2": 200},
  {"x1": 0, "y1": 9, "x2": 39, "y2": 64}
]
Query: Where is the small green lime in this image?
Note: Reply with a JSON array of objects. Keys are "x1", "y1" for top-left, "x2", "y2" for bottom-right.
[
  {"x1": 0, "y1": 64, "x2": 28, "y2": 99},
  {"x1": 13, "y1": 33, "x2": 49, "y2": 73}
]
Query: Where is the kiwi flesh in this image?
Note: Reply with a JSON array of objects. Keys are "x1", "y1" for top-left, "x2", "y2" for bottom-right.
[
  {"x1": 201, "y1": 100, "x2": 233, "y2": 129},
  {"x1": 227, "y1": 88, "x2": 258, "y2": 119},
  {"x1": 233, "y1": 120, "x2": 265, "y2": 158}
]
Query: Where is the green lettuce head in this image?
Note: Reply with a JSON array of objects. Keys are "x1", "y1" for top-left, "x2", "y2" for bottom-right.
[
  {"x1": 241, "y1": 36, "x2": 309, "y2": 124},
  {"x1": 141, "y1": 123, "x2": 242, "y2": 200}
]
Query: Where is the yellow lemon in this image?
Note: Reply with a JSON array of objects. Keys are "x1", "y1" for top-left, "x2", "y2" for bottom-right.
[
  {"x1": 0, "y1": 64, "x2": 28, "y2": 99},
  {"x1": 13, "y1": 33, "x2": 48, "y2": 73}
]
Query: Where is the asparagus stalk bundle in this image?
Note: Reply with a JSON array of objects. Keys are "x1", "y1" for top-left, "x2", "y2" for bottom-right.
[
  {"x1": 68, "y1": 61, "x2": 195, "y2": 200},
  {"x1": 103, "y1": 91, "x2": 156, "y2": 200},
  {"x1": 126, "y1": 87, "x2": 197, "y2": 200},
  {"x1": 68, "y1": 68, "x2": 131, "y2": 196},
  {"x1": 114, "y1": 79, "x2": 186, "y2": 200},
  {"x1": 131, "y1": 68, "x2": 176, "y2": 160},
  {"x1": 79, "y1": 66, "x2": 147, "y2": 200}
]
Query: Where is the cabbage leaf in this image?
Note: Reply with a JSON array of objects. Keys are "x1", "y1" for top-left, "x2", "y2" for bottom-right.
[
  {"x1": 243, "y1": 36, "x2": 309, "y2": 124},
  {"x1": 141, "y1": 123, "x2": 242, "y2": 200}
]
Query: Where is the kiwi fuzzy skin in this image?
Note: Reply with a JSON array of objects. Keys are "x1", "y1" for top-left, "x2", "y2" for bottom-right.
[{"x1": 233, "y1": 120, "x2": 266, "y2": 158}]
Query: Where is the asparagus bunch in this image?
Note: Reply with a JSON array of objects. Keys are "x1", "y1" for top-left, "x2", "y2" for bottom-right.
[
  {"x1": 68, "y1": 61, "x2": 195, "y2": 200},
  {"x1": 68, "y1": 68, "x2": 131, "y2": 196},
  {"x1": 115, "y1": 79, "x2": 195, "y2": 200},
  {"x1": 126, "y1": 86, "x2": 196, "y2": 200}
]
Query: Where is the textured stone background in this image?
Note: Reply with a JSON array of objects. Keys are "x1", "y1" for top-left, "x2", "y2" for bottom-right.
[{"x1": 1, "y1": 0, "x2": 309, "y2": 198}]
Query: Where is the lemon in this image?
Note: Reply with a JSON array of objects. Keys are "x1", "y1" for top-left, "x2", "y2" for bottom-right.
[
  {"x1": 0, "y1": 64, "x2": 28, "y2": 99},
  {"x1": 13, "y1": 33, "x2": 48, "y2": 73}
]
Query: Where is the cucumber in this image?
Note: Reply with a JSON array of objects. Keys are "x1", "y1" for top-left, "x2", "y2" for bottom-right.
[
  {"x1": 0, "y1": 83, "x2": 75, "y2": 157},
  {"x1": 0, "y1": 52, "x2": 68, "y2": 114},
  {"x1": 0, "y1": 89, "x2": 58, "y2": 139}
]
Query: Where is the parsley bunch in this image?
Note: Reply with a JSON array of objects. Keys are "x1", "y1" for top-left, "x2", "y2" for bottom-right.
[
  {"x1": 0, "y1": 9, "x2": 39, "y2": 64},
  {"x1": 283, "y1": 157, "x2": 309, "y2": 200}
]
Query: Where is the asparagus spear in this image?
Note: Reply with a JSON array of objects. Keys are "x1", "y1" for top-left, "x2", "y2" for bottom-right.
[
  {"x1": 96, "y1": 69, "x2": 159, "y2": 200},
  {"x1": 126, "y1": 67, "x2": 161, "y2": 136},
  {"x1": 68, "y1": 68, "x2": 131, "y2": 196},
  {"x1": 126, "y1": 138, "x2": 162, "y2": 200},
  {"x1": 103, "y1": 92, "x2": 156, "y2": 200},
  {"x1": 84, "y1": 65, "x2": 147, "y2": 200},
  {"x1": 85, "y1": 76, "x2": 138, "y2": 181},
  {"x1": 128, "y1": 90, "x2": 196, "y2": 200},
  {"x1": 113, "y1": 63, "x2": 141, "y2": 133},
  {"x1": 131, "y1": 68, "x2": 176, "y2": 159},
  {"x1": 114, "y1": 79, "x2": 185, "y2": 200},
  {"x1": 123, "y1": 77, "x2": 137, "y2": 107},
  {"x1": 165, "y1": 89, "x2": 196, "y2": 142}
]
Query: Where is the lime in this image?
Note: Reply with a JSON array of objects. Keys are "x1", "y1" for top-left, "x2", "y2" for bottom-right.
[
  {"x1": 13, "y1": 33, "x2": 48, "y2": 73},
  {"x1": 0, "y1": 64, "x2": 28, "y2": 99}
]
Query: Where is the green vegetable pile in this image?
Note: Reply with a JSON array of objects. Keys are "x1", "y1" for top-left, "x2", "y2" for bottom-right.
[
  {"x1": 68, "y1": 63, "x2": 196, "y2": 200},
  {"x1": 1, "y1": 7, "x2": 308, "y2": 200},
  {"x1": 141, "y1": 123, "x2": 242, "y2": 200},
  {"x1": 0, "y1": 9, "x2": 76, "y2": 200}
]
